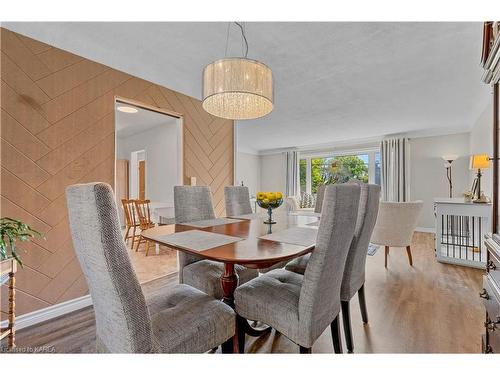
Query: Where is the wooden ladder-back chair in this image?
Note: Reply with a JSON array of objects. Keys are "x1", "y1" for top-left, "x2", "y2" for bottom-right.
[
  {"x1": 122, "y1": 199, "x2": 140, "y2": 249},
  {"x1": 134, "y1": 199, "x2": 156, "y2": 256}
]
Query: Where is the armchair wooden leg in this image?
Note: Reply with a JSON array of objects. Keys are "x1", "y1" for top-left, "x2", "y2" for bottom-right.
[
  {"x1": 145, "y1": 240, "x2": 150, "y2": 256},
  {"x1": 384, "y1": 246, "x2": 389, "y2": 268},
  {"x1": 406, "y1": 245, "x2": 413, "y2": 266},
  {"x1": 330, "y1": 314, "x2": 343, "y2": 354},
  {"x1": 358, "y1": 284, "x2": 368, "y2": 324},
  {"x1": 299, "y1": 346, "x2": 311, "y2": 354}
]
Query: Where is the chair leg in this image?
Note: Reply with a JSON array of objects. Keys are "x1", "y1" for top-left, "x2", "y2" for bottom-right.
[
  {"x1": 406, "y1": 245, "x2": 413, "y2": 266},
  {"x1": 135, "y1": 236, "x2": 143, "y2": 252},
  {"x1": 221, "y1": 338, "x2": 234, "y2": 354},
  {"x1": 340, "y1": 302, "x2": 352, "y2": 353},
  {"x1": 330, "y1": 314, "x2": 343, "y2": 354},
  {"x1": 131, "y1": 226, "x2": 137, "y2": 249},
  {"x1": 124, "y1": 226, "x2": 130, "y2": 243},
  {"x1": 236, "y1": 315, "x2": 246, "y2": 354},
  {"x1": 145, "y1": 240, "x2": 150, "y2": 256},
  {"x1": 299, "y1": 346, "x2": 311, "y2": 354},
  {"x1": 384, "y1": 246, "x2": 389, "y2": 268},
  {"x1": 358, "y1": 284, "x2": 369, "y2": 324}
]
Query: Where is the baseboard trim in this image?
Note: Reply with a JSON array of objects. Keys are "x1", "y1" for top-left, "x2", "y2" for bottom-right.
[
  {"x1": 416, "y1": 227, "x2": 436, "y2": 234},
  {"x1": 0, "y1": 294, "x2": 92, "y2": 331}
]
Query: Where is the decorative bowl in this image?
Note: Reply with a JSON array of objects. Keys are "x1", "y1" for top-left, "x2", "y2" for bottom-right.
[{"x1": 256, "y1": 192, "x2": 283, "y2": 224}]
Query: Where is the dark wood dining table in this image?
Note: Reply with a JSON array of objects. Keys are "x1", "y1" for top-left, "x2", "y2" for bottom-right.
[
  {"x1": 141, "y1": 213, "x2": 319, "y2": 307},
  {"x1": 142, "y1": 213, "x2": 319, "y2": 352}
]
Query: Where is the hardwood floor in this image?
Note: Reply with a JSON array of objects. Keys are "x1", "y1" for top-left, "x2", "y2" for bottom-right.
[
  {"x1": 127, "y1": 242, "x2": 178, "y2": 284},
  {"x1": 7, "y1": 232, "x2": 485, "y2": 353}
]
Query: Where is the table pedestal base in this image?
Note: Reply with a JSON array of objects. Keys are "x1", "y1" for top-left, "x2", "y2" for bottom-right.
[
  {"x1": 220, "y1": 263, "x2": 272, "y2": 353},
  {"x1": 221, "y1": 263, "x2": 239, "y2": 308}
]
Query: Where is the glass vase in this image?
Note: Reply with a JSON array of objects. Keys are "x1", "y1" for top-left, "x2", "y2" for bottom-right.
[{"x1": 264, "y1": 206, "x2": 276, "y2": 225}]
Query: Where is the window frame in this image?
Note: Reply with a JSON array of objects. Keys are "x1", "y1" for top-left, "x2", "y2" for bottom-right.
[{"x1": 299, "y1": 147, "x2": 380, "y2": 195}]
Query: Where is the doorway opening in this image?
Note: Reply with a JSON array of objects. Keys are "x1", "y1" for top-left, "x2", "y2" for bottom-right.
[{"x1": 114, "y1": 98, "x2": 183, "y2": 283}]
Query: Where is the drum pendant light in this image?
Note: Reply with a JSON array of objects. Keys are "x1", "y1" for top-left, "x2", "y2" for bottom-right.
[{"x1": 202, "y1": 23, "x2": 273, "y2": 120}]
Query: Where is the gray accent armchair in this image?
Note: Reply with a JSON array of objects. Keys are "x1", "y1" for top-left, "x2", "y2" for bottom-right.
[
  {"x1": 66, "y1": 182, "x2": 235, "y2": 353},
  {"x1": 174, "y1": 186, "x2": 258, "y2": 299},
  {"x1": 370, "y1": 200, "x2": 423, "y2": 268},
  {"x1": 235, "y1": 184, "x2": 361, "y2": 353}
]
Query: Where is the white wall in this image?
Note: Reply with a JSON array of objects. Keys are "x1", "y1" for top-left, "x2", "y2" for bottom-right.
[
  {"x1": 260, "y1": 153, "x2": 286, "y2": 193},
  {"x1": 239, "y1": 102, "x2": 495, "y2": 231},
  {"x1": 116, "y1": 122, "x2": 181, "y2": 205},
  {"x1": 410, "y1": 133, "x2": 471, "y2": 229},
  {"x1": 236, "y1": 152, "x2": 261, "y2": 197},
  {"x1": 470, "y1": 102, "x2": 493, "y2": 198}
]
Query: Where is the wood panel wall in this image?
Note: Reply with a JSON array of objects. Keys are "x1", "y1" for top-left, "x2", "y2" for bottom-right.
[{"x1": 0, "y1": 28, "x2": 234, "y2": 318}]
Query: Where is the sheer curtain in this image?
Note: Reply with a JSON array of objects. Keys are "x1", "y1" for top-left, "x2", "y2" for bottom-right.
[
  {"x1": 285, "y1": 151, "x2": 299, "y2": 197},
  {"x1": 381, "y1": 138, "x2": 410, "y2": 202}
]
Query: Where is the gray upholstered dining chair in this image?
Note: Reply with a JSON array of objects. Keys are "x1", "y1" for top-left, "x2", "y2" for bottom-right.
[
  {"x1": 174, "y1": 186, "x2": 258, "y2": 299},
  {"x1": 66, "y1": 182, "x2": 235, "y2": 353},
  {"x1": 234, "y1": 184, "x2": 361, "y2": 353},
  {"x1": 314, "y1": 184, "x2": 326, "y2": 214},
  {"x1": 285, "y1": 182, "x2": 381, "y2": 353},
  {"x1": 224, "y1": 186, "x2": 253, "y2": 216}
]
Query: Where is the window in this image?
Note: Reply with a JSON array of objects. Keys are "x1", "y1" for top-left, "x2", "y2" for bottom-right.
[
  {"x1": 375, "y1": 151, "x2": 381, "y2": 185},
  {"x1": 299, "y1": 150, "x2": 381, "y2": 195}
]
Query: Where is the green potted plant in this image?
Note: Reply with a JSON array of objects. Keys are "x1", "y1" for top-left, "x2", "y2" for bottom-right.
[{"x1": 0, "y1": 217, "x2": 42, "y2": 270}]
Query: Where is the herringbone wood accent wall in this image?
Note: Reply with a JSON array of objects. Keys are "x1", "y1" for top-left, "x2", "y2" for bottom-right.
[{"x1": 0, "y1": 28, "x2": 234, "y2": 318}]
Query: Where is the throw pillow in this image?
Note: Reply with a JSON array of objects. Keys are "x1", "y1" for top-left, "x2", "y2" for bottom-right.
[{"x1": 300, "y1": 192, "x2": 315, "y2": 208}]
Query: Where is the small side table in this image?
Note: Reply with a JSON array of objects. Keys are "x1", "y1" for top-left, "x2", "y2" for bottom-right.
[{"x1": 0, "y1": 259, "x2": 17, "y2": 350}]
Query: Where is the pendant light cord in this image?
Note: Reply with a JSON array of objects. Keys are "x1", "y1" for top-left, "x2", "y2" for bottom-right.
[
  {"x1": 235, "y1": 22, "x2": 249, "y2": 58},
  {"x1": 224, "y1": 22, "x2": 249, "y2": 58},
  {"x1": 224, "y1": 22, "x2": 230, "y2": 57}
]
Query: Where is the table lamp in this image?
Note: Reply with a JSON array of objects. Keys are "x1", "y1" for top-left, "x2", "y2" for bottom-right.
[
  {"x1": 442, "y1": 155, "x2": 458, "y2": 198},
  {"x1": 470, "y1": 154, "x2": 490, "y2": 202}
]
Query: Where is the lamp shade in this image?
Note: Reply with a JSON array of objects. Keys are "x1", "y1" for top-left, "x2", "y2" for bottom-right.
[
  {"x1": 470, "y1": 154, "x2": 490, "y2": 170},
  {"x1": 202, "y1": 58, "x2": 273, "y2": 120},
  {"x1": 442, "y1": 154, "x2": 458, "y2": 163}
]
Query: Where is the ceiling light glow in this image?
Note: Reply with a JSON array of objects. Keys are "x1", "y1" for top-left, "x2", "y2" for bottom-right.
[{"x1": 117, "y1": 106, "x2": 138, "y2": 114}]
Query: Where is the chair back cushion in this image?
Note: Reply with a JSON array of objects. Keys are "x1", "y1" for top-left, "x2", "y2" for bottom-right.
[
  {"x1": 174, "y1": 186, "x2": 216, "y2": 223},
  {"x1": 174, "y1": 186, "x2": 216, "y2": 281},
  {"x1": 224, "y1": 186, "x2": 253, "y2": 216},
  {"x1": 370, "y1": 201, "x2": 423, "y2": 247},
  {"x1": 66, "y1": 183, "x2": 154, "y2": 353},
  {"x1": 299, "y1": 184, "x2": 360, "y2": 344},
  {"x1": 341, "y1": 183, "x2": 381, "y2": 300},
  {"x1": 314, "y1": 185, "x2": 326, "y2": 213}
]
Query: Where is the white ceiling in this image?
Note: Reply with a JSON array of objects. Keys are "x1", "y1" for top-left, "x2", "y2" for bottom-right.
[
  {"x1": 3, "y1": 22, "x2": 491, "y2": 152},
  {"x1": 115, "y1": 102, "x2": 178, "y2": 138}
]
